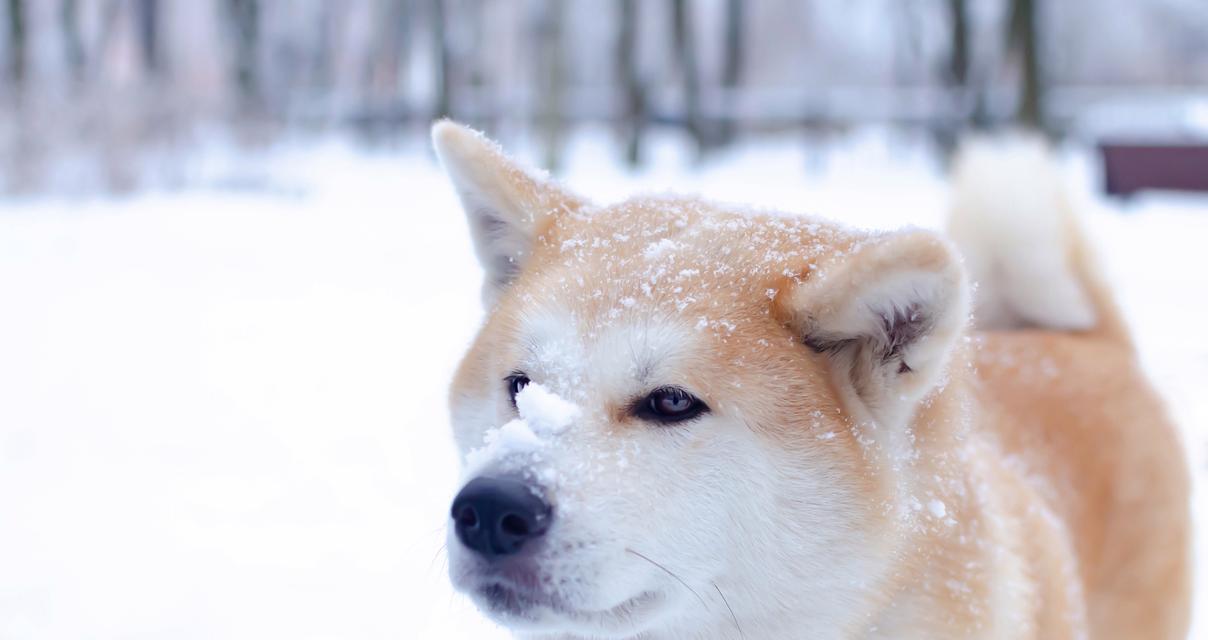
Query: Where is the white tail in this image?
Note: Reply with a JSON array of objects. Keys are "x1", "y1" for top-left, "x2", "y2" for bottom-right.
[{"x1": 947, "y1": 135, "x2": 1130, "y2": 344}]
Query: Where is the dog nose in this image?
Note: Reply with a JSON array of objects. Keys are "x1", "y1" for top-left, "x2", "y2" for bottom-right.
[{"x1": 451, "y1": 476, "x2": 552, "y2": 559}]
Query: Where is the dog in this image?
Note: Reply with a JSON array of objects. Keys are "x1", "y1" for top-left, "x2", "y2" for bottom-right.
[{"x1": 432, "y1": 121, "x2": 1190, "y2": 639}]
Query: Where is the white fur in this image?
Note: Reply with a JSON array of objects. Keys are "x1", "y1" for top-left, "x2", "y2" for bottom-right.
[
  {"x1": 947, "y1": 135, "x2": 1096, "y2": 331},
  {"x1": 447, "y1": 311, "x2": 882, "y2": 639},
  {"x1": 436, "y1": 122, "x2": 972, "y2": 639},
  {"x1": 431, "y1": 121, "x2": 584, "y2": 305}
]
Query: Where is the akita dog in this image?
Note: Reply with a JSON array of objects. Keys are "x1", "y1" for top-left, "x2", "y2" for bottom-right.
[{"x1": 433, "y1": 121, "x2": 1190, "y2": 639}]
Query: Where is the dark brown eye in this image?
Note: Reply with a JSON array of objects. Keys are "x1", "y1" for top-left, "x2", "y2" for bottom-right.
[
  {"x1": 505, "y1": 373, "x2": 530, "y2": 406},
  {"x1": 637, "y1": 386, "x2": 708, "y2": 424}
]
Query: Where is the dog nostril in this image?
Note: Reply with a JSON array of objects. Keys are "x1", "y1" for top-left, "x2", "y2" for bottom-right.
[
  {"x1": 456, "y1": 505, "x2": 479, "y2": 529},
  {"x1": 451, "y1": 476, "x2": 552, "y2": 559},
  {"x1": 500, "y1": 513, "x2": 529, "y2": 537}
]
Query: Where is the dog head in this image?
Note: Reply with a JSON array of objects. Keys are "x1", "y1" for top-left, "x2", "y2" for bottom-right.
[{"x1": 433, "y1": 122, "x2": 970, "y2": 638}]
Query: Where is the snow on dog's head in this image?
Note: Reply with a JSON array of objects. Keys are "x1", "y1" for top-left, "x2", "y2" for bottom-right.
[{"x1": 434, "y1": 121, "x2": 971, "y2": 638}]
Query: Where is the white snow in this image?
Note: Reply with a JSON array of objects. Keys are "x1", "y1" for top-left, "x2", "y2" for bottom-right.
[
  {"x1": 463, "y1": 384, "x2": 580, "y2": 476},
  {"x1": 514, "y1": 383, "x2": 581, "y2": 436},
  {"x1": 643, "y1": 238, "x2": 679, "y2": 260},
  {"x1": 0, "y1": 128, "x2": 1205, "y2": 639},
  {"x1": 464, "y1": 419, "x2": 543, "y2": 475}
]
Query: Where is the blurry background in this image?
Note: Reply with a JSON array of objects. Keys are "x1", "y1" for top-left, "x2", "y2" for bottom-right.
[
  {"x1": 2, "y1": 0, "x2": 1208, "y2": 192},
  {"x1": 1, "y1": 1, "x2": 1206, "y2": 639}
]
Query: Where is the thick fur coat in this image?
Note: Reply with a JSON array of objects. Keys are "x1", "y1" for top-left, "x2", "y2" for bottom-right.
[{"x1": 434, "y1": 122, "x2": 1190, "y2": 639}]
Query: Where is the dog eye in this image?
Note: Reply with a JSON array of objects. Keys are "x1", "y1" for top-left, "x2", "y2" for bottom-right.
[
  {"x1": 637, "y1": 386, "x2": 708, "y2": 424},
  {"x1": 505, "y1": 372, "x2": 530, "y2": 406}
]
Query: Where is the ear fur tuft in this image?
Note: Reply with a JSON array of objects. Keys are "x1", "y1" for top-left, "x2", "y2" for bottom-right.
[
  {"x1": 431, "y1": 120, "x2": 586, "y2": 304},
  {"x1": 787, "y1": 230, "x2": 970, "y2": 423}
]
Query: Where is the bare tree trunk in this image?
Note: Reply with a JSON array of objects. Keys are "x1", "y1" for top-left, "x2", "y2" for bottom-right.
[
  {"x1": 536, "y1": 0, "x2": 564, "y2": 171},
  {"x1": 396, "y1": 0, "x2": 413, "y2": 83},
  {"x1": 225, "y1": 0, "x2": 261, "y2": 109},
  {"x1": 1009, "y1": 0, "x2": 1044, "y2": 131},
  {"x1": 61, "y1": 0, "x2": 86, "y2": 83},
  {"x1": 672, "y1": 0, "x2": 703, "y2": 155},
  {"x1": 947, "y1": 0, "x2": 969, "y2": 91},
  {"x1": 95, "y1": 0, "x2": 126, "y2": 74},
  {"x1": 718, "y1": 0, "x2": 744, "y2": 145},
  {"x1": 361, "y1": 0, "x2": 411, "y2": 135},
  {"x1": 386, "y1": 0, "x2": 411, "y2": 114},
  {"x1": 313, "y1": 1, "x2": 345, "y2": 101},
  {"x1": 465, "y1": 0, "x2": 489, "y2": 131},
  {"x1": 617, "y1": 0, "x2": 645, "y2": 166},
  {"x1": 5, "y1": 0, "x2": 26, "y2": 90},
  {"x1": 950, "y1": 0, "x2": 992, "y2": 130},
  {"x1": 430, "y1": 0, "x2": 451, "y2": 119},
  {"x1": 136, "y1": 0, "x2": 161, "y2": 77},
  {"x1": 935, "y1": 0, "x2": 971, "y2": 154}
]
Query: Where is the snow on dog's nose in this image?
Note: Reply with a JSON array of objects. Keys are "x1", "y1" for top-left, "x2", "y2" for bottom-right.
[
  {"x1": 462, "y1": 383, "x2": 580, "y2": 479},
  {"x1": 452, "y1": 384, "x2": 580, "y2": 559}
]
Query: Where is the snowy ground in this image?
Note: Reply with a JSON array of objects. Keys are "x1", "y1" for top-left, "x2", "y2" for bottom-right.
[{"x1": 1, "y1": 130, "x2": 1206, "y2": 639}]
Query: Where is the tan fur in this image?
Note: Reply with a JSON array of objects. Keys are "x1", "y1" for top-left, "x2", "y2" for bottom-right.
[
  {"x1": 437, "y1": 122, "x2": 1190, "y2": 639},
  {"x1": 975, "y1": 332, "x2": 1190, "y2": 638}
]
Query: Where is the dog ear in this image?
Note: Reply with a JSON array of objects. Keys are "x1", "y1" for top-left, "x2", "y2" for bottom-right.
[
  {"x1": 432, "y1": 120, "x2": 587, "y2": 304},
  {"x1": 782, "y1": 231, "x2": 969, "y2": 425}
]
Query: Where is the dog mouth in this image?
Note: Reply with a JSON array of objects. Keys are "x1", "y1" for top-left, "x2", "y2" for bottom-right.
[{"x1": 474, "y1": 581, "x2": 665, "y2": 632}]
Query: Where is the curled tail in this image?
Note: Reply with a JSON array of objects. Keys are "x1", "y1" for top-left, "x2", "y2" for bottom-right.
[{"x1": 946, "y1": 136, "x2": 1131, "y2": 347}]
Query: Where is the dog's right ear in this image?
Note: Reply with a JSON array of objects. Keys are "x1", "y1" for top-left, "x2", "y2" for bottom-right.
[
  {"x1": 779, "y1": 231, "x2": 970, "y2": 428},
  {"x1": 432, "y1": 121, "x2": 586, "y2": 304}
]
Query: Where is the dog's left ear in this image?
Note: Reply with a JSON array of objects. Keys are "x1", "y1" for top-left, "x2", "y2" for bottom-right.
[
  {"x1": 782, "y1": 231, "x2": 969, "y2": 424},
  {"x1": 432, "y1": 121, "x2": 587, "y2": 304}
]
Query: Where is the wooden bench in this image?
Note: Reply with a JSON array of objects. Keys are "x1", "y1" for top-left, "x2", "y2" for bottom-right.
[{"x1": 1100, "y1": 142, "x2": 1208, "y2": 197}]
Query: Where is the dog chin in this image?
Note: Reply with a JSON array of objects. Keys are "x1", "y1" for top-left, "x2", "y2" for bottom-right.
[{"x1": 466, "y1": 580, "x2": 668, "y2": 638}]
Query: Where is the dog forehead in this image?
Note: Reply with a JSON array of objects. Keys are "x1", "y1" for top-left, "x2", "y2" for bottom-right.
[
  {"x1": 534, "y1": 198, "x2": 853, "y2": 303},
  {"x1": 513, "y1": 304, "x2": 698, "y2": 396},
  {"x1": 496, "y1": 199, "x2": 857, "y2": 396}
]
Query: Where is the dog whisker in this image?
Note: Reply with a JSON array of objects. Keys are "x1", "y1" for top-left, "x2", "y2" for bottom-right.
[
  {"x1": 402, "y1": 523, "x2": 450, "y2": 557},
  {"x1": 625, "y1": 548, "x2": 709, "y2": 612},
  {"x1": 713, "y1": 581, "x2": 745, "y2": 639},
  {"x1": 429, "y1": 542, "x2": 448, "y2": 575}
]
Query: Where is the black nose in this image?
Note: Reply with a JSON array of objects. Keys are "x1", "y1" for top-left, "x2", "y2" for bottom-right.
[{"x1": 451, "y1": 476, "x2": 552, "y2": 559}]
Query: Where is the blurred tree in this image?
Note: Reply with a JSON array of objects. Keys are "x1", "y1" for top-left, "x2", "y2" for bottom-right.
[
  {"x1": 387, "y1": 0, "x2": 412, "y2": 95},
  {"x1": 617, "y1": 0, "x2": 646, "y2": 166},
  {"x1": 313, "y1": 3, "x2": 332, "y2": 91},
  {"x1": 136, "y1": 0, "x2": 161, "y2": 77},
  {"x1": 60, "y1": 0, "x2": 86, "y2": 83},
  {"x1": 95, "y1": 0, "x2": 126, "y2": 78},
  {"x1": 1008, "y1": 0, "x2": 1045, "y2": 131},
  {"x1": 937, "y1": 0, "x2": 975, "y2": 152},
  {"x1": 5, "y1": 0, "x2": 25, "y2": 89},
  {"x1": 465, "y1": 0, "x2": 490, "y2": 131},
  {"x1": 717, "y1": 0, "x2": 744, "y2": 146},
  {"x1": 225, "y1": 0, "x2": 261, "y2": 108},
  {"x1": 7, "y1": 0, "x2": 1208, "y2": 195},
  {"x1": 431, "y1": 0, "x2": 451, "y2": 119},
  {"x1": 362, "y1": 0, "x2": 411, "y2": 133},
  {"x1": 947, "y1": 0, "x2": 969, "y2": 93},
  {"x1": 536, "y1": 0, "x2": 565, "y2": 171},
  {"x1": 672, "y1": 0, "x2": 703, "y2": 155}
]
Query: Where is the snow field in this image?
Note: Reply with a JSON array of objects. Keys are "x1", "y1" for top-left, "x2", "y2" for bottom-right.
[{"x1": 0, "y1": 130, "x2": 1205, "y2": 638}]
